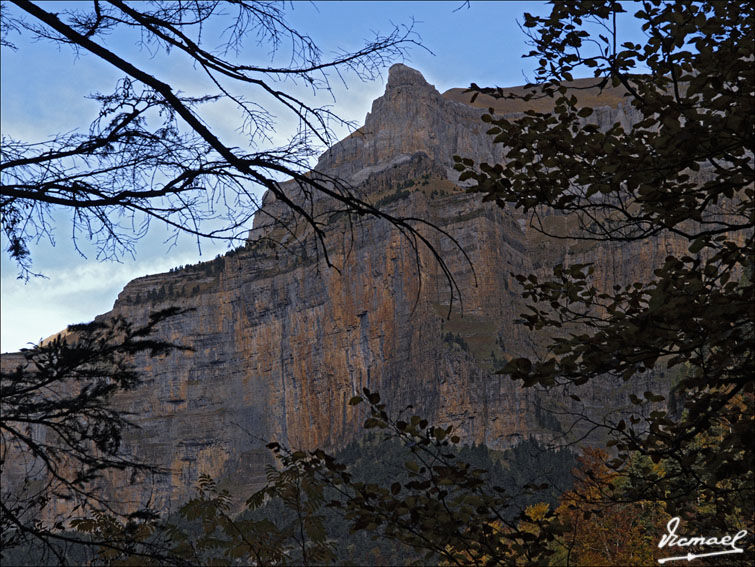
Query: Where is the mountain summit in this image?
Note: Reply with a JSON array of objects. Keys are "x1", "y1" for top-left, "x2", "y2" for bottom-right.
[
  {"x1": 316, "y1": 63, "x2": 503, "y2": 184},
  {"x1": 385, "y1": 62, "x2": 432, "y2": 89}
]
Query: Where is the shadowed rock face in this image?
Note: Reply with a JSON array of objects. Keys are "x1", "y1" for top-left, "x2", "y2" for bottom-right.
[
  {"x1": 315, "y1": 63, "x2": 508, "y2": 184},
  {"x1": 4, "y1": 64, "x2": 673, "y2": 516}
]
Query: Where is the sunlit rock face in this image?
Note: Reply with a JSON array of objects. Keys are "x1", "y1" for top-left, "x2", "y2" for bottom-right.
[{"x1": 3, "y1": 65, "x2": 669, "y2": 515}]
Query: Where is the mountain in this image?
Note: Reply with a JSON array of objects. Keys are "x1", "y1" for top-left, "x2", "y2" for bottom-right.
[{"x1": 4, "y1": 64, "x2": 678, "y2": 516}]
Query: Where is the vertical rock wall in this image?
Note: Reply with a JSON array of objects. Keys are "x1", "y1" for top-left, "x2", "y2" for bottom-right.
[{"x1": 4, "y1": 65, "x2": 674, "y2": 515}]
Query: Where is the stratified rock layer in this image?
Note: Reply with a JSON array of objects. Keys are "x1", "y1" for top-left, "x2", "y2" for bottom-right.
[{"x1": 4, "y1": 65, "x2": 672, "y2": 514}]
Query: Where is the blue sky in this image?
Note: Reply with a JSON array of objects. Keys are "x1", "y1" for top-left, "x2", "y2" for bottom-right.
[{"x1": 1, "y1": 1, "x2": 641, "y2": 352}]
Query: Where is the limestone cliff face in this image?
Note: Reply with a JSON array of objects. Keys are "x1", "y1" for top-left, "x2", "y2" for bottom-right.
[
  {"x1": 315, "y1": 64, "x2": 506, "y2": 184},
  {"x1": 5, "y1": 65, "x2": 672, "y2": 514}
]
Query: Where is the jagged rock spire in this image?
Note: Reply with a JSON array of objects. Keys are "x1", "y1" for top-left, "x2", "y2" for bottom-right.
[
  {"x1": 385, "y1": 63, "x2": 433, "y2": 90},
  {"x1": 316, "y1": 64, "x2": 500, "y2": 184}
]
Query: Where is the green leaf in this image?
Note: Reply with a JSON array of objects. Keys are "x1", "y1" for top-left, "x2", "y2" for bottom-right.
[{"x1": 688, "y1": 237, "x2": 707, "y2": 254}]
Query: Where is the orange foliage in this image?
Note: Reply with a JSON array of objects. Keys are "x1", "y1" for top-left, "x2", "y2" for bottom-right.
[{"x1": 552, "y1": 447, "x2": 669, "y2": 566}]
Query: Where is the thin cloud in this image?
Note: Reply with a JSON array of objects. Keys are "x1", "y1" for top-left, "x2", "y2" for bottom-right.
[{"x1": 1, "y1": 250, "x2": 210, "y2": 352}]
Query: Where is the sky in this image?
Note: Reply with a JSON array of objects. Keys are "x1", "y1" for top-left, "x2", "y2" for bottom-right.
[{"x1": 0, "y1": 1, "x2": 642, "y2": 352}]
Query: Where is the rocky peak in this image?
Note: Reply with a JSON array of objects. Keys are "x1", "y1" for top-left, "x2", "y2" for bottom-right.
[
  {"x1": 315, "y1": 64, "x2": 501, "y2": 185},
  {"x1": 385, "y1": 63, "x2": 433, "y2": 90}
]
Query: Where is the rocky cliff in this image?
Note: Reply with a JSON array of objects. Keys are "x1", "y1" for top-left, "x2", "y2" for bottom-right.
[{"x1": 4, "y1": 64, "x2": 674, "y2": 515}]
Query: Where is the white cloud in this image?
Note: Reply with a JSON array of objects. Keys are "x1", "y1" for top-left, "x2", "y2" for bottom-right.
[{"x1": 1, "y1": 249, "x2": 213, "y2": 353}]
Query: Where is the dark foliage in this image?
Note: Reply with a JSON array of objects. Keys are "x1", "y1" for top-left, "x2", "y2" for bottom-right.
[
  {"x1": 454, "y1": 0, "x2": 754, "y2": 547},
  {"x1": 1, "y1": 308, "x2": 191, "y2": 565},
  {"x1": 237, "y1": 434, "x2": 575, "y2": 566}
]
